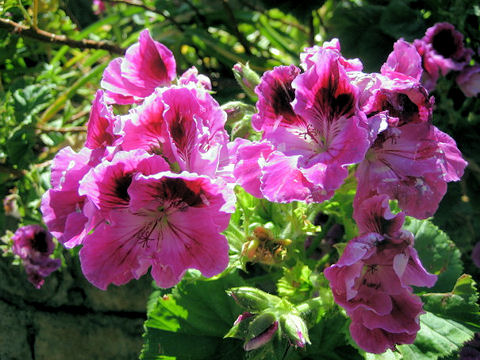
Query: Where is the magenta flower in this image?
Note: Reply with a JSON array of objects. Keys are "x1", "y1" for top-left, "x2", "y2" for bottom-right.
[
  {"x1": 325, "y1": 195, "x2": 436, "y2": 353},
  {"x1": 178, "y1": 66, "x2": 212, "y2": 90},
  {"x1": 233, "y1": 47, "x2": 369, "y2": 203},
  {"x1": 78, "y1": 150, "x2": 171, "y2": 218},
  {"x1": 41, "y1": 147, "x2": 99, "y2": 248},
  {"x1": 349, "y1": 290, "x2": 423, "y2": 353},
  {"x1": 381, "y1": 39, "x2": 423, "y2": 82},
  {"x1": 85, "y1": 90, "x2": 119, "y2": 149},
  {"x1": 79, "y1": 172, "x2": 233, "y2": 289},
  {"x1": 354, "y1": 71, "x2": 467, "y2": 219},
  {"x1": 93, "y1": 0, "x2": 105, "y2": 15},
  {"x1": 101, "y1": 29, "x2": 176, "y2": 104},
  {"x1": 12, "y1": 225, "x2": 61, "y2": 289},
  {"x1": 119, "y1": 86, "x2": 229, "y2": 178},
  {"x1": 414, "y1": 22, "x2": 473, "y2": 91},
  {"x1": 457, "y1": 65, "x2": 480, "y2": 98}
]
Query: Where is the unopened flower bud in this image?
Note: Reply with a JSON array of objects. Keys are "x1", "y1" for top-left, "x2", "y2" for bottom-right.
[
  {"x1": 244, "y1": 313, "x2": 279, "y2": 351},
  {"x1": 280, "y1": 313, "x2": 310, "y2": 348},
  {"x1": 233, "y1": 63, "x2": 261, "y2": 101},
  {"x1": 228, "y1": 287, "x2": 281, "y2": 312},
  {"x1": 222, "y1": 101, "x2": 256, "y2": 124},
  {"x1": 224, "y1": 312, "x2": 255, "y2": 339}
]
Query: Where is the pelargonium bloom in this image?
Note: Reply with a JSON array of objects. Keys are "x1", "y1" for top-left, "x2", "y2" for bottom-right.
[
  {"x1": 354, "y1": 68, "x2": 467, "y2": 219},
  {"x1": 119, "y1": 85, "x2": 229, "y2": 178},
  {"x1": 41, "y1": 146, "x2": 99, "y2": 248},
  {"x1": 381, "y1": 39, "x2": 423, "y2": 82},
  {"x1": 324, "y1": 195, "x2": 436, "y2": 353},
  {"x1": 79, "y1": 171, "x2": 233, "y2": 289},
  {"x1": 233, "y1": 47, "x2": 370, "y2": 203},
  {"x1": 12, "y1": 225, "x2": 61, "y2": 289},
  {"x1": 101, "y1": 29, "x2": 176, "y2": 104},
  {"x1": 414, "y1": 22, "x2": 473, "y2": 91},
  {"x1": 456, "y1": 65, "x2": 480, "y2": 98}
]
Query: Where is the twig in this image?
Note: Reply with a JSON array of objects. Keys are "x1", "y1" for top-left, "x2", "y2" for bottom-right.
[
  {"x1": 36, "y1": 125, "x2": 86, "y2": 133},
  {"x1": 0, "y1": 18, "x2": 125, "y2": 55},
  {"x1": 221, "y1": 0, "x2": 252, "y2": 55},
  {"x1": 308, "y1": 12, "x2": 314, "y2": 47}
]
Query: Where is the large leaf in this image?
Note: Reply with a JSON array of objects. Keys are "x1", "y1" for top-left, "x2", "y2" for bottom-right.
[
  {"x1": 421, "y1": 274, "x2": 480, "y2": 331},
  {"x1": 140, "y1": 273, "x2": 246, "y2": 360},
  {"x1": 403, "y1": 218, "x2": 463, "y2": 293},
  {"x1": 368, "y1": 311, "x2": 474, "y2": 360}
]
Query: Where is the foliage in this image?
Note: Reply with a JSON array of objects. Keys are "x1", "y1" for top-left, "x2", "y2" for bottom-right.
[{"x1": 1, "y1": 1, "x2": 479, "y2": 360}]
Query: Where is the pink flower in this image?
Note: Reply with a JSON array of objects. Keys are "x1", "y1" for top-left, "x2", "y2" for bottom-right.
[
  {"x1": 12, "y1": 225, "x2": 61, "y2": 289},
  {"x1": 101, "y1": 29, "x2": 176, "y2": 104},
  {"x1": 354, "y1": 73, "x2": 467, "y2": 219},
  {"x1": 381, "y1": 39, "x2": 423, "y2": 82},
  {"x1": 41, "y1": 147, "x2": 99, "y2": 247},
  {"x1": 93, "y1": 0, "x2": 105, "y2": 15},
  {"x1": 178, "y1": 66, "x2": 212, "y2": 90},
  {"x1": 119, "y1": 86, "x2": 229, "y2": 178},
  {"x1": 85, "y1": 90, "x2": 119, "y2": 149},
  {"x1": 456, "y1": 65, "x2": 480, "y2": 97},
  {"x1": 234, "y1": 48, "x2": 369, "y2": 203},
  {"x1": 325, "y1": 195, "x2": 436, "y2": 353},
  {"x1": 349, "y1": 290, "x2": 423, "y2": 353},
  {"x1": 414, "y1": 22, "x2": 473, "y2": 91},
  {"x1": 79, "y1": 172, "x2": 233, "y2": 289},
  {"x1": 78, "y1": 149, "x2": 171, "y2": 218},
  {"x1": 301, "y1": 38, "x2": 363, "y2": 72}
]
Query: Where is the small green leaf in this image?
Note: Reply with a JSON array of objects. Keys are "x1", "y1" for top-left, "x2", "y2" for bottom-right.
[
  {"x1": 403, "y1": 218, "x2": 463, "y2": 293},
  {"x1": 421, "y1": 274, "x2": 480, "y2": 331}
]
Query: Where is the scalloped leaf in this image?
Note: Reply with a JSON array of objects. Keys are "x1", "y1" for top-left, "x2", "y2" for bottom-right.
[
  {"x1": 403, "y1": 218, "x2": 463, "y2": 293},
  {"x1": 140, "y1": 273, "x2": 246, "y2": 360}
]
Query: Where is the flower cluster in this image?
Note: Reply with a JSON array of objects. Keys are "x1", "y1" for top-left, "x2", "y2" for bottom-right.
[
  {"x1": 324, "y1": 196, "x2": 437, "y2": 353},
  {"x1": 231, "y1": 28, "x2": 467, "y2": 352},
  {"x1": 233, "y1": 37, "x2": 467, "y2": 219},
  {"x1": 41, "y1": 29, "x2": 234, "y2": 290},
  {"x1": 11, "y1": 225, "x2": 61, "y2": 289},
  {"x1": 412, "y1": 22, "x2": 479, "y2": 96},
  {"x1": 41, "y1": 23, "x2": 469, "y2": 354}
]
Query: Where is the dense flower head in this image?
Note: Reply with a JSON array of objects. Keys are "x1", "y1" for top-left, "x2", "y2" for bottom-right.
[
  {"x1": 325, "y1": 195, "x2": 437, "y2": 353},
  {"x1": 352, "y1": 51, "x2": 467, "y2": 219},
  {"x1": 12, "y1": 225, "x2": 61, "y2": 289},
  {"x1": 42, "y1": 33, "x2": 235, "y2": 289},
  {"x1": 233, "y1": 42, "x2": 370, "y2": 203},
  {"x1": 414, "y1": 22, "x2": 473, "y2": 91}
]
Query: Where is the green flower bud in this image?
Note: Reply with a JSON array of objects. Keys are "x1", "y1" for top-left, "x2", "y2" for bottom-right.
[
  {"x1": 233, "y1": 63, "x2": 261, "y2": 101},
  {"x1": 280, "y1": 313, "x2": 310, "y2": 348},
  {"x1": 228, "y1": 287, "x2": 281, "y2": 312},
  {"x1": 244, "y1": 312, "x2": 279, "y2": 351}
]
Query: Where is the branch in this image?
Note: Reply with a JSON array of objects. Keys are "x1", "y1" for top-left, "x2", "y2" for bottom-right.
[
  {"x1": 36, "y1": 125, "x2": 86, "y2": 133},
  {"x1": 222, "y1": 0, "x2": 252, "y2": 55},
  {"x1": 0, "y1": 18, "x2": 125, "y2": 55}
]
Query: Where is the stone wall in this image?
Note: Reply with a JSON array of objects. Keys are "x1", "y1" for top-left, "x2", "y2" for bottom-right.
[{"x1": 0, "y1": 253, "x2": 152, "y2": 360}]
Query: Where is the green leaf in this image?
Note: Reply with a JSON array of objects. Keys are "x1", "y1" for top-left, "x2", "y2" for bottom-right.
[
  {"x1": 396, "y1": 311, "x2": 474, "y2": 359},
  {"x1": 140, "y1": 273, "x2": 246, "y2": 360},
  {"x1": 421, "y1": 274, "x2": 480, "y2": 331},
  {"x1": 403, "y1": 218, "x2": 463, "y2": 293},
  {"x1": 277, "y1": 263, "x2": 316, "y2": 303}
]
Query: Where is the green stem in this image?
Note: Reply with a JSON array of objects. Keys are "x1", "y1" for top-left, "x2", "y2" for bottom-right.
[
  {"x1": 17, "y1": 0, "x2": 33, "y2": 25},
  {"x1": 32, "y1": 0, "x2": 38, "y2": 28}
]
